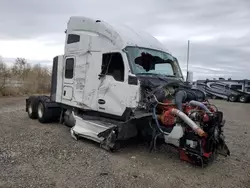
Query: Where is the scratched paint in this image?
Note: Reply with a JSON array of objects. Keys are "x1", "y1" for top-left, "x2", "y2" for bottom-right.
[{"x1": 75, "y1": 78, "x2": 85, "y2": 90}]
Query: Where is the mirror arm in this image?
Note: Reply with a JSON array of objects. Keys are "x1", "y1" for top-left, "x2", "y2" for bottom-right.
[{"x1": 98, "y1": 74, "x2": 105, "y2": 80}]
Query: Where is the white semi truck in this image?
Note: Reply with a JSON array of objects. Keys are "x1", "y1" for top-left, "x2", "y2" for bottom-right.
[{"x1": 26, "y1": 16, "x2": 230, "y2": 167}]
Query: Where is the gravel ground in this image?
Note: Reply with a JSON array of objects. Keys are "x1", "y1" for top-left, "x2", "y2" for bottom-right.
[{"x1": 0, "y1": 97, "x2": 250, "y2": 188}]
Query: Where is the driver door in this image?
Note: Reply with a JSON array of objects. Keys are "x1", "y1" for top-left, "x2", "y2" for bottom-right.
[{"x1": 97, "y1": 52, "x2": 139, "y2": 118}]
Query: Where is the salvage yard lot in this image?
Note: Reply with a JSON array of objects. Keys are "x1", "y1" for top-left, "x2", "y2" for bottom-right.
[{"x1": 0, "y1": 97, "x2": 250, "y2": 188}]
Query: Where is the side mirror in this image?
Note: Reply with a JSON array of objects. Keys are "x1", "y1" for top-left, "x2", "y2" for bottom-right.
[
  {"x1": 98, "y1": 73, "x2": 105, "y2": 80},
  {"x1": 186, "y1": 71, "x2": 193, "y2": 83}
]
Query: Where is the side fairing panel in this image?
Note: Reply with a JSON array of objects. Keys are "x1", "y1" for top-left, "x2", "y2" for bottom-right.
[
  {"x1": 50, "y1": 56, "x2": 58, "y2": 102},
  {"x1": 50, "y1": 55, "x2": 63, "y2": 103}
]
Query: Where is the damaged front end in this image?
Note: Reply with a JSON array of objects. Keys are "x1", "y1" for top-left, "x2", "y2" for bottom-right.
[
  {"x1": 71, "y1": 47, "x2": 230, "y2": 167},
  {"x1": 85, "y1": 76, "x2": 231, "y2": 167},
  {"x1": 70, "y1": 76, "x2": 230, "y2": 167},
  {"x1": 135, "y1": 77, "x2": 230, "y2": 167}
]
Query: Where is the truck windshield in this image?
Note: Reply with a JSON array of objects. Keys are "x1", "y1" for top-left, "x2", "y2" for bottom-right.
[{"x1": 125, "y1": 46, "x2": 183, "y2": 79}]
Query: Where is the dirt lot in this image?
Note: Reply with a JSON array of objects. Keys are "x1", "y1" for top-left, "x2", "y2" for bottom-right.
[{"x1": 0, "y1": 97, "x2": 250, "y2": 188}]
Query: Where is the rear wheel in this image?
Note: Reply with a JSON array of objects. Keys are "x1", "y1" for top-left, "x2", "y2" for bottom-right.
[
  {"x1": 37, "y1": 101, "x2": 50, "y2": 123},
  {"x1": 27, "y1": 99, "x2": 37, "y2": 119},
  {"x1": 228, "y1": 95, "x2": 237, "y2": 102},
  {"x1": 239, "y1": 96, "x2": 247, "y2": 103}
]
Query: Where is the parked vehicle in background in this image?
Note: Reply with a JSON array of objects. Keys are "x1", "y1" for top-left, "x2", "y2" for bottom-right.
[{"x1": 193, "y1": 79, "x2": 250, "y2": 103}]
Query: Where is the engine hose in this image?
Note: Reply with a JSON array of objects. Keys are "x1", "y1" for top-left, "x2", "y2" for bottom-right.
[
  {"x1": 152, "y1": 95, "x2": 175, "y2": 106},
  {"x1": 209, "y1": 104, "x2": 218, "y2": 112},
  {"x1": 189, "y1": 100, "x2": 212, "y2": 113},
  {"x1": 152, "y1": 104, "x2": 169, "y2": 135},
  {"x1": 175, "y1": 90, "x2": 187, "y2": 111},
  {"x1": 171, "y1": 108, "x2": 207, "y2": 137}
]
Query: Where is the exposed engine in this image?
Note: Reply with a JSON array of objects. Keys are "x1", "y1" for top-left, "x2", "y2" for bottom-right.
[{"x1": 139, "y1": 80, "x2": 230, "y2": 167}]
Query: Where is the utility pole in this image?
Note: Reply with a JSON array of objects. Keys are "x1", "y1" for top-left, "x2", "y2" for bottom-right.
[{"x1": 186, "y1": 40, "x2": 190, "y2": 82}]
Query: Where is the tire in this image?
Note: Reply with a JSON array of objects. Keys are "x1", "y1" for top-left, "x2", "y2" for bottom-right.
[
  {"x1": 239, "y1": 96, "x2": 247, "y2": 103},
  {"x1": 228, "y1": 95, "x2": 237, "y2": 102},
  {"x1": 37, "y1": 100, "x2": 50, "y2": 123},
  {"x1": 27, "y1": 98, "x2": 38, "y2": 119}
]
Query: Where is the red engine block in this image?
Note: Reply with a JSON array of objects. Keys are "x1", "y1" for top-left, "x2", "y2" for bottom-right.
[
  {"x1": 159, "y1": 102, "x2": 214, "y2": 127},
  {"x1": 159, "y1": 108, "x2": 176, "y2": 127}
]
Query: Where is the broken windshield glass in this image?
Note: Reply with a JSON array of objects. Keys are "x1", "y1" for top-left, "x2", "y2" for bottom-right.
[{"x1": 125, "y1": 46, "x2": 183, "y2": 79}]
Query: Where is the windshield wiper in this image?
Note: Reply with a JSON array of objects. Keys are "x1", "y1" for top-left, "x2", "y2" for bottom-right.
[
  {"x1": 164, "y1": 75, "x2": 176, "y2": 77},
  {"x1": 137, "y1": 73, "x2": 185, "y2": 84},
  {"x1": 136, "y1": 72, "x2": 158, "y2": 75},
  {"x1": 136, "y1": 72, "x2": 176, "y2": 77},
  {"x1": 136, "y1": 73, "x2": 176, "y2": 82}
]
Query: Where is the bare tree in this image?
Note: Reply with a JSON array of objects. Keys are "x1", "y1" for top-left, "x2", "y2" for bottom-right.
[
  {"x1": 12, "y1": 58, "x2": 29, "y2": 80},
  {"x1": 0, "y1": 58, "x2": 10, "y2": 93},
  {"x1": 0, "y1": 56, "x2": 51, "y2": 96}
]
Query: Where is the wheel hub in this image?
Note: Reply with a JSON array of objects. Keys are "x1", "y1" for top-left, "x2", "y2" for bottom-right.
[
  {"x1": 38, "y1": 103, "x2": 44, "y2": 118},
  {"x1": 28, "y1": 104, "x2": 32, "y2": 114},
  {"x1": 240, "y1": 96, "x2": 245, "y2": 102}
]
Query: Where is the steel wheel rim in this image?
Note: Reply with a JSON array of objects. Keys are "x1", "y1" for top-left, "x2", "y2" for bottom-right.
[
  {"x1": 38, "y1": 103, "x2": 44, "y2": 118},
  {"x1": 28, "y1": 104, "x2": 33, "y2": 114},
  {"x1": 240, "y1": 96, "x2": 245, "y2": 102}
]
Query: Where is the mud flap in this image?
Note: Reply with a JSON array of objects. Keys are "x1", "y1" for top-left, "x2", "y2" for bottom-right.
[
  {"x1": 217, "y1": 117, "x2": 230, "y2": 156},
  {"x1": 217, "y1": 136, "x2": 230, "y2": 156}
]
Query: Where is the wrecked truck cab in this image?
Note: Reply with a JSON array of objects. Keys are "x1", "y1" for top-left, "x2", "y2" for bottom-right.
[{"x1": 25, "y1": 16, "x2": 230, "y2": 167}]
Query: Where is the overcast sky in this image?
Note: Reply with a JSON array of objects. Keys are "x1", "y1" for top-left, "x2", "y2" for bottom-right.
[{"x1": 0, "y1": 0, "x2": 249, "y2": 80}]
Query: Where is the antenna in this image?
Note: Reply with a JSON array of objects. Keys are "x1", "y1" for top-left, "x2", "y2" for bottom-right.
[{"x1": 186, "y1": 40, "x2": 190, "y2": 82}]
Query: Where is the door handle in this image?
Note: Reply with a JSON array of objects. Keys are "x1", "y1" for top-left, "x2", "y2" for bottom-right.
[{"x1": 64, "y1": 90, "x2": 66, "y2": 96}]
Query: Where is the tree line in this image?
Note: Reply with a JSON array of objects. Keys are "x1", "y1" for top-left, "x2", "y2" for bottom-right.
[{"x1": 0, "y1": 57, "x2": 51, "y2": 96}]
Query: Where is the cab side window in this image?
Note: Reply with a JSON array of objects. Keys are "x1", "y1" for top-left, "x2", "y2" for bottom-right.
[
  {"x1": 101, "y1": 53, "x2": 125, "y2": 82},
  {"x1": 65, "y1": 58, "x2": 74, "y2": 79}
]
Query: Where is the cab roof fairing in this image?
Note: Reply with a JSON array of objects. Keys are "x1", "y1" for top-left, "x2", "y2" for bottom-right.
[{"x1": 67, "y1": 16, "x2": 169, "y2": 53}]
